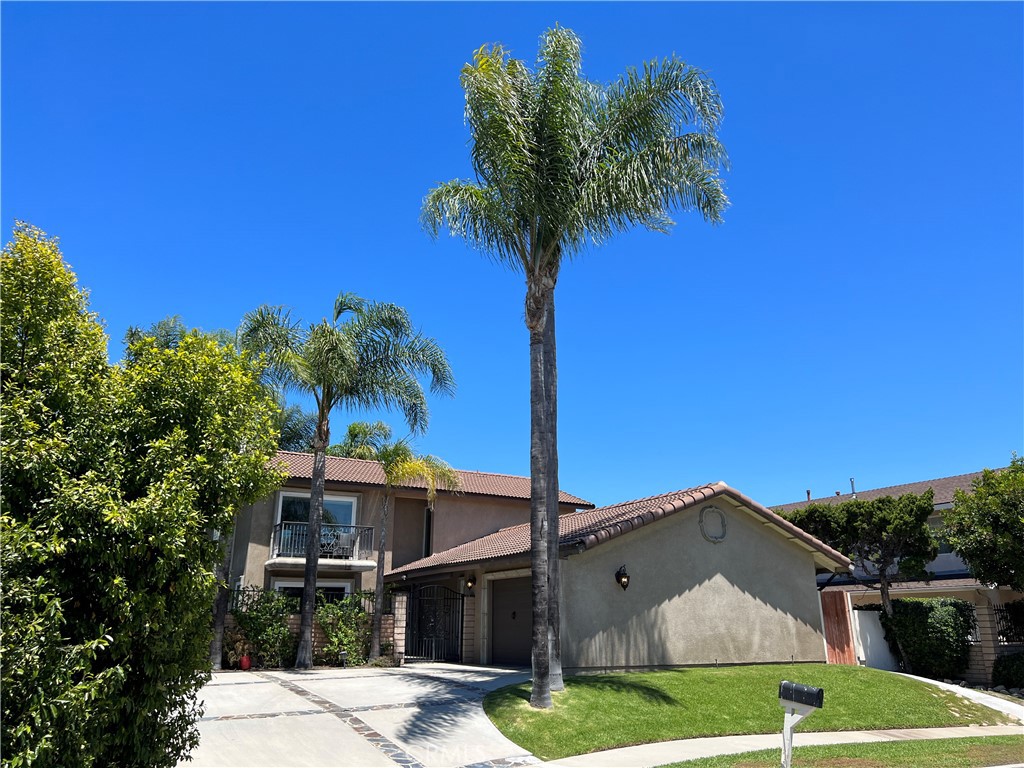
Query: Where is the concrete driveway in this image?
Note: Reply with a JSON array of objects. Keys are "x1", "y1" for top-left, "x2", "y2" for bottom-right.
[{"x1": 181, "y1": 663, "x2": 538, "y2": 768}]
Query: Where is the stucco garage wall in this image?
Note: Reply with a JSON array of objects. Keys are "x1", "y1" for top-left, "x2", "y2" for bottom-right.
[
  {"x1": 561, "y1": 497, "x2": 827, "y2": 671},
  {"x1": 431, "y1": 497, "x2": 575, "y2": 553}
]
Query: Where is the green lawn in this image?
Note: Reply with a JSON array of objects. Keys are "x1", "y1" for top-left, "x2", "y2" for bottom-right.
[
  {"x1": 482, "y1": 665, "x2": 1015, "y2": 760},
  {"x1": 667, "y1": 736, "x2": 1024, "y2": 767}
]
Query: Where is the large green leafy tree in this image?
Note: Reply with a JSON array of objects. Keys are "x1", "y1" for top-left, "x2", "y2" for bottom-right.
[
  {"x1": 122, "y1": 315, "x2": 315, "y2": 668},
  {"x1": 238, "y1": 298, "x2": 454, "y2": 669},
  {"x1": 367, "y1": 439, "x2": 461, "y2": 660},
  {"x1": 784, "y1": 492, "x2": 938, "y2": 672},
  {"x1": 944, "y1": 456, "x2": 1024, "y2": 592},
  {"x1": 1, "y1": 223, "x2": 282, "y2": 767},
  {"x1": 125, "y1": 314, "x2": 318, "y2": 453},
  {"x1": 422, "y1": 26, "x2": 729, "y2": 707}
]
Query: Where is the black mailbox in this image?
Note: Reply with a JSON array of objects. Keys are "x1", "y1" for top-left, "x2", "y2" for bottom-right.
[{"x1": 779, "y1": 680, "x2": 824, "y2": 709}]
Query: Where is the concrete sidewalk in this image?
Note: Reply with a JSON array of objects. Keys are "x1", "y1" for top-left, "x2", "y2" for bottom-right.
[{"x1": 546, "y1": 725, "x2": 1024, "y2": 767}]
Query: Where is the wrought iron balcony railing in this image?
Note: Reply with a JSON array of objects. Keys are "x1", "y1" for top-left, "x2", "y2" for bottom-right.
[{"x1": 271, "y1": 521, "x2": 374, "y2": 561}]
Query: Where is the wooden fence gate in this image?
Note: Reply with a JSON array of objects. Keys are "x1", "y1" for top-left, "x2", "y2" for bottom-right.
[{"x1": 821, "y1": 590, "x2": 856, "y2": 665}]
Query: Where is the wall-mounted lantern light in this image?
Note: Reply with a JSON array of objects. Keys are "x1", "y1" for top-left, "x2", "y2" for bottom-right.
[
  {"x1": 465, "y1": 576, "x2": 476, "y2": 590},
  {"x1": 615, "y1": 565, "x2": 630, "y2": 591}
]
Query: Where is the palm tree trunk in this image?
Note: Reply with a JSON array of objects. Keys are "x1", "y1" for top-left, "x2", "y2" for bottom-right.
[
  {"x1": 369, "y1": 490, "x2": 390, "y2": 660},
  {"x1": 295, "y1": 421, "x2": 329, "y2": 669},
  {"x1": 543, "y1": 284, "x2": 563, "y2": 691},
  {"x1": 527, "y1": 276, "x2": 552, "y2": 709}
]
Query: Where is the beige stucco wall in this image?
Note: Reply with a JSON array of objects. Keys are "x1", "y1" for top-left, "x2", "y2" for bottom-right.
[
  {"x1": 392, "y1": 497, "x2": 429, "y2": 569},
  {"x1": 230, "y1": 496, "x2": 274, "y2": 589},
  {"x1": 232, "y1": 482, "x2": 544, "y2": 594},
  {"x1": 560, "y1": 497, "x2": 828, "y2": 671},
  {"x1": 431, "y1": 496, "x2": 575, "y2": 553}
]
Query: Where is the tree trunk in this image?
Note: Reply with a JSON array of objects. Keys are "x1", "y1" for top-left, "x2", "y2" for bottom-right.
[
  {"x1": 543, "y1": 284, "x2": 563, "y2": 692},
  {"x1": 878, "y1": 573, "x2": 913, "y2": 674},
  {"x1": 369, "y1": 490, "x2": 391, "y2": 660},
  {"x1": 526, "y1": 276, "x2": 552, "y2": 709},
  {"x1": 209, "y1": 541, "x2": 232, "y2": 670},
  {"x1": 295, "y1": 421, "x2": 329, "y2": 669}
]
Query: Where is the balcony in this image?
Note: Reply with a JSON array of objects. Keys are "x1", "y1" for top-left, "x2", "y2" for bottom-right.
[{"x1": 269, "y1": 522, "x2": 376, "y2": 573}]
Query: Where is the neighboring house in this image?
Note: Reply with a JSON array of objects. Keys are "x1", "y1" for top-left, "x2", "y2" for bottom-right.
[
  {"x1": 389, "y1": 482, "x2": 852, "y2": 672},
  {"x1": 777, "y1": 471, "x2": 1023, "y2": 684},
  {"x1": 227, "y1": 450, "x2": 594, "y2": 600}
]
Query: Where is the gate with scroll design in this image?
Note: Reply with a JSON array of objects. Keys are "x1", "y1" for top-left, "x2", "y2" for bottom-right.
[{"x1": 404, "y1": 585, "x2": 464, "y2": 662}]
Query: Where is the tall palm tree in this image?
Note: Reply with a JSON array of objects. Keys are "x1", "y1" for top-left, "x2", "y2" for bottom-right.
[
  {"x1": 239, "y1": 293, "x2": 455, "y2": 668},
  {"x1": 422, "y1": 27, "x2": 729, "y2": 707},
  {"x1": 368, "y1": 440, "x2": 461, "y2": 660}
]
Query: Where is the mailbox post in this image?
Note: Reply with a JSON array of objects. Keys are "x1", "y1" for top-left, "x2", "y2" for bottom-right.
[{"x1": 778, "y1": 681, "x2": 824, "y2": 768}]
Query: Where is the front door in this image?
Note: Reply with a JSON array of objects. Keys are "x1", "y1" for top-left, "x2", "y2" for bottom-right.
[{"x1": 490, "y1": 577, "x2": 532, "y2": 666}]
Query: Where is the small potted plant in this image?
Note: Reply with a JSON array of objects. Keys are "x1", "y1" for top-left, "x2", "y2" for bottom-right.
[{"x1": 225, "y1": 627, "x2": 255, "y2": 670}]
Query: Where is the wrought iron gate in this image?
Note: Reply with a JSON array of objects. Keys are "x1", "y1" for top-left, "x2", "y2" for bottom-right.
[{"x1": 404, "y1": 585, "x2": 464, "y2": 662}]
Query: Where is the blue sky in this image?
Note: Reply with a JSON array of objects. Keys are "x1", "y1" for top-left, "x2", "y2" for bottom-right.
[{"x1": 3, "y1": 2, "x2": 1021, "y2": 508}]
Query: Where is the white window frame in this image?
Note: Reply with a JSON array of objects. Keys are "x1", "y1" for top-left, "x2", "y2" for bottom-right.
[{"x1": 275, "y1": 490, "x2": 360, "y2": 527}]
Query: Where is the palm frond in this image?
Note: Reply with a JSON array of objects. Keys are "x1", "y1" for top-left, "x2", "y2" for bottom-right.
[
  {"x1": 421, "y1": 180, "x2": 525, "y2": 267},
  {"x1": 333, "y1": 291, "x2": 367, "y2": 323},
  {"x1": 424, "y1": 27, "x2": 730, "y2": 274},
  {"x1": 329, "y1": 420, "x2": 393, "y2": 459},
  {"x1": 237, "y1": 304, "x2": 304, "y2": 392},
  {"x1": 277, "y1": 401, "x2": 317, "y2": 452},
  {"x1": 295, "y1": 321, "x2": 358, "y2": 410},
  {"x1": 379, "y1": 442, "x2": 461, "y2": 503}
]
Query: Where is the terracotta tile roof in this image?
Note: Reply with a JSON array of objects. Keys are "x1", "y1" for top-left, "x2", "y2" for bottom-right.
[
  {"x1": 389, "y1": 482, "x2": 851, "y2": 576},
  {"x1": 774, "y1": 470, "x2": 992, "y2": 513},
  {"x1": 273, "y1": 451, "x2": 593, "y2": 508}
]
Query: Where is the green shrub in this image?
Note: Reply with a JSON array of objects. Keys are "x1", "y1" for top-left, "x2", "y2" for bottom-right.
[
  {"x1": 992, "y1": 651, "x2": 1024, "y2": 689},
  {"x1": 230, "y1": 587, "x2": 298, "y2": 668},
  {"x1": 0, "y1": 224, "x2": 283, "y2": 767},
  {"x1": 876, "y1": 598, "x2": 976, "y2": 680},
  {"x1": 315, "y1": 592, "x2": 372, "y2": 666}
]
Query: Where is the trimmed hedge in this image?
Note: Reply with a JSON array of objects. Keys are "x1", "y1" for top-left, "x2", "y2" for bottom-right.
[
  {"x1": 872, "y1": 597, "x2": 977, "y2": 680},
  {"x1": 992, "y1": 651, "x2": 1024, "y2": 689}
]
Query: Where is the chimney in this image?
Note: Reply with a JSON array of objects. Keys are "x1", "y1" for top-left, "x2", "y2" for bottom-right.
[
  {"x1": 850, "y1": 477, "x2": 857, "y2": 499},
  {"x1": 806, "y1": 490, "x2": 811, "y2": 502},
  {"x1": 835, "y1": 491, "x2": 841, "y2": 496}
]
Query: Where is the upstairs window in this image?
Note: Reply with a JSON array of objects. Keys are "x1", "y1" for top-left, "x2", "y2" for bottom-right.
[{"x1": 277, "y1": 492, "x2": 358, "y2": 526}]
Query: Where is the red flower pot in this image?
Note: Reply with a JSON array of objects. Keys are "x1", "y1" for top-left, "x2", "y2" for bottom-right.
[{"x1": 239, "y1": 654, "x2": 251, "y2": 671}]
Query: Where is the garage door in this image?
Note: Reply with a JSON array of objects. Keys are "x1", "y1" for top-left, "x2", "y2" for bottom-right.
[{"x1": 490, "y1": 577, "x2": 532, "y2": 666}]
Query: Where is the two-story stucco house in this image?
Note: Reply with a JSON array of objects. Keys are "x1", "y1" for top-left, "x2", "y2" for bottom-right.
[
  {"x1": 227, "y1": 450, "x2": 594, "y2": 600},
  {"x1": 228, "y1": 452, "x2": 855, "y2": 672}
]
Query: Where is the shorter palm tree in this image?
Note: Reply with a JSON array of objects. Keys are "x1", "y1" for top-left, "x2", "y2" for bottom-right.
[
  {"x1": 328, "y1": 420, "x2": 392, "y2": 460},
  {"x1": 238, "y1": 294, "x2": 454, "y2": 668},
  {"x1": 369, "y1": 441, "x2": 460, "y2": 660}
]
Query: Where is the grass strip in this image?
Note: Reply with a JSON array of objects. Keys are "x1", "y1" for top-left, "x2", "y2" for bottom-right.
[
  {"x1": 666, "y1": 735, "x2": 1024, "y2": 767},
  {"x1": 483, "y1": 664, "x2": 1015, "y2": 760}
]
